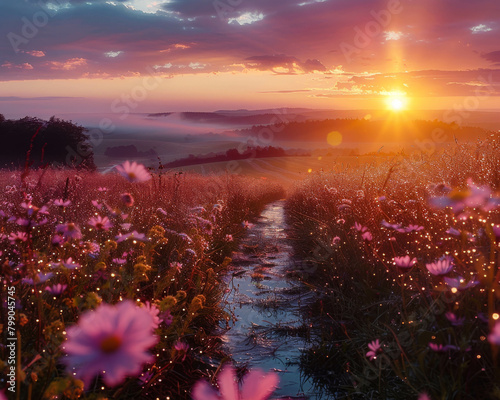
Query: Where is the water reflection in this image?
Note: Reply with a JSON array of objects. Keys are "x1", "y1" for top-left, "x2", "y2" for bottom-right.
[{"x1": 224, "y1": 201, "x2": 322, "y2": 399}]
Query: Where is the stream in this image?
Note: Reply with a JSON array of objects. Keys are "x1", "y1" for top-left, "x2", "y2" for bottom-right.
[{"x1": 223, "y1": 200, "x2": 322, "y2": 399}]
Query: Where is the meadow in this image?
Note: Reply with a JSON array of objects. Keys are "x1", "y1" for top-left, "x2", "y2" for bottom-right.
[
  {"x1": 286, "y1": 136, "x2": 500, "y2": 399},
  {"x1": 0, "y1": 164, "x2": 284, "y2": 399},
  {"x1": 0, "y1": 136, "x2": 499, "y2": 400}
]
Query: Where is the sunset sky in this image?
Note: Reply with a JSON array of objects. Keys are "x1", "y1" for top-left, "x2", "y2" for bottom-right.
[{"x1": 1, "y1": 0, "x2": 499, "y2": 117}]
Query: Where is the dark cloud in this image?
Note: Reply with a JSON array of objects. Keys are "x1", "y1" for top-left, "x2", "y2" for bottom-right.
[
  {"x1": 0, "y1": 0, "x2": 499, "y2": 83},
  {"x1": 27, "y1": 0, "x2": 128, "y2": 3},
  {"x1": 482, "y1": 51, "x2": 500, "y2": 63},
  {"x1": 245, "y1": 55, "x2": 326, "y2": 74},
  {"x1": 159, "y1": 0, "x2": 303, "y2": 18}
]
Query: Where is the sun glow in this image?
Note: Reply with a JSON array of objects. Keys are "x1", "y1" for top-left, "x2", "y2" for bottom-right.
[{"x1": 387, "y1": 96, "x2": 407, "y2": 111}]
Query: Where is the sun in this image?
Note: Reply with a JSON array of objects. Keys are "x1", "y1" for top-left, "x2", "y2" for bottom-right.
[{"x1": 387, "y1": 96, "x2": 407, "y2": 111}]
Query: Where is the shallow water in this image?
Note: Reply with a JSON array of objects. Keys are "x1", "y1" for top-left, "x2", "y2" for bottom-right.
[{"x1": 223, "y1": 200, "x2": 322, "y2": 399}]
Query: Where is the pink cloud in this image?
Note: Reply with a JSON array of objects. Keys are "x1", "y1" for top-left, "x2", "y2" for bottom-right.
[
  {"x1": 1, "y1": 62, "x2": 34, "y2": 70},
  {"x1": 25, "y1": 50, "x2": 46, "y2": 58},
  {"x1": 46, "y1": 58, "x2": 88, "y2": 71}
]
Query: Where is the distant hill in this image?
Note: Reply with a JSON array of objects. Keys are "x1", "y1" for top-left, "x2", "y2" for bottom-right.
[
  {"x1": 235, "y1": 118, "x2": 489, "y2": 144},
  {"x1": 147, "y1": 108, "x2": 500, "y2": 132},
  {"x1": 147, "y1": 111, "x2": 291, "y2": 126},
  {"x1": 104, "y1": 144, "x2": 157, "y2": 159},
  {"x1": 163, "y1": 146, "x2": 309, "y2": 169}
]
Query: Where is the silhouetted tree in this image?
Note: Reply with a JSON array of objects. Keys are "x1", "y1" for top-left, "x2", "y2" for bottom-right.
[{"x1": 0, "y1": 116, "x2": 96, "y2": 170}]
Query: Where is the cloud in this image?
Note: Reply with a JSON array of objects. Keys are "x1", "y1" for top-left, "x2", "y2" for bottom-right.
[
  {"x1": 482, "y1": 51, "x2": 500, "y2": 63},
  {"x1": 260, "y1": 89, "x2": 313, "y2": 94},
  {"x1": 0, "y1": 0, "x2": 499, "y2": 84},
  {"x1": 1, "y1": 62, "x2": 34, "y2": 70},
  {"x1": 335, "y1": 69, "x2": 500, "y2": 97},
  {"x1": 25, "y1": 50, "x2": 46, "y2": 57},
  {"x1": 0, "y1": 96, "x2": 82, "y2": 101},
  {"x1": 45, "y1": 57, "x2": 87, "y2": 70},
  {"x1": 245, "y1": 55, "x2": 327, "y2": 74}
]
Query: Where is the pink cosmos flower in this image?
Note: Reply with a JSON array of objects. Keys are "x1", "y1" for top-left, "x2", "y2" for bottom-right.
[
  {"x1": 115, "y1": 161, "x2": 151, "y2": 183},
  {"x1": 62, "y1": 300, "x2": 158, "y2": 387},
  {"x1": 45, "y1": 283, "x2": 68, "y2": 295},
  {"x1": 429, "y1": 179, "x2": 498, "y2": 213},
  {"x1": 242, "y1": 221, "x2": 253, "y2": 229},
  {"x1": 120, "y1": 223, "x2": 132, "y2": 231},
  {"x1": 418, "y1": 393, "x2": 432, "y2": 400},
  {"x1": 54, "y1": 199, "x2": 71, "y2": 207},
  {"x1": 174, "y1": 340, "x2": 189, "y2": 352},
  {"x1": 192, "y1": 364, "x2": 279, "y2": 400},
  {"x1": 394, "y1": 255, "x2": 417, "y2": 270},
  {"x1": 428, "y1": 343, "x2": 458, "y2": 352},
  {"x1": 446, "y1": 227, "x2": 461, "y2": 236},
  {"x1": 332, "y1": 236, "x2": 341, "y2": 245},
  {"x1": 174, "y1": 340, "x2": 189, "y2": 361},
  {"x1": 22, "y1": 272, "x2": 54, "y2": 285},
  {"x1": 445, "y1": 312, "x2": 465, "y2": 326},
  {"x1": 366, "y1": 339, "x2": 382, "y2": 360},
  {"x1": 89, "y1": 215, "x2": 113, "y2": 231},
  {"x1": 426, "y1": 256, "x2": 453, "y2": 276},
  {"x1": 354, "y1": 222, "x2": 367, "y2": 232},
  {"x1": 488, "y1": 322, "x2": 500, "y2": 345},
  {"x1": 361, "y1": 231, "x2": 373, "y2": 241},
  {"x1": 381, "y1": 220, "x2": 402, "y2": 230},
  {"x1": 159, "y1": 310, "x2": 174, "y2": 326},
  {"x1": 225, "y1": 234, "x2": 234, "y2": 242},
  {"x1": 56, "y1": 222, "x2": 82, "y2": 240},
  {"x1": 9, "y1": 231, "x2": 27, "y2": 245},
  {"x1": 63, "y1": 257, "x2": 81, "y2": 270},
  {"x1": 91, "y1": 200, "x2": 103, "y2": 210},
  {"x1": 115, "y1": 231, "x2": 148, "y2": 243},
  {"x1": 404, "y1": 224, "x2": 424, "y2": 233},
  {"x1": 170, "y1": 262, "x2": 183, "y2": 272},
  {"x1": 444, "y1": 275, "x2": 479, "y2": 290}
]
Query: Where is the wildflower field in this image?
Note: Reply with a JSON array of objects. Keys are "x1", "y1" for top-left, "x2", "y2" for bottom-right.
[
  {"x1": 0, "y1": 164, "x2": 284, "y2": 399},
  {"x1": 286, "y1": 137, "x2": 500, "y2": 399},
  {"x1": 1, "y1": 137, "x2": 500, "y2": 400}
]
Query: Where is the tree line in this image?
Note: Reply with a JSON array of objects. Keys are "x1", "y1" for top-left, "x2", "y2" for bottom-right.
[{"x1": 0, "y1": 115, "x2": 95, "y2": 170}]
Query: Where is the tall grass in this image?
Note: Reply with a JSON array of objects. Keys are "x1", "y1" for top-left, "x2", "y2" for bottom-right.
[{"x1": 286, "y1": 137, "x2": 500, "y2": 399}]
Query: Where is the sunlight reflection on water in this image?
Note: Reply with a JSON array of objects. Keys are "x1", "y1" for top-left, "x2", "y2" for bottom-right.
[{"x1": 224, "y1": 201, "x2": 322, "y2": 399}]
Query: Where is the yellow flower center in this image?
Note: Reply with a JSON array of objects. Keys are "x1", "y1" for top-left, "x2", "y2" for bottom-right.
[{"x1": 100, "y1": 335, "x2": 122, "y2": 353}]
